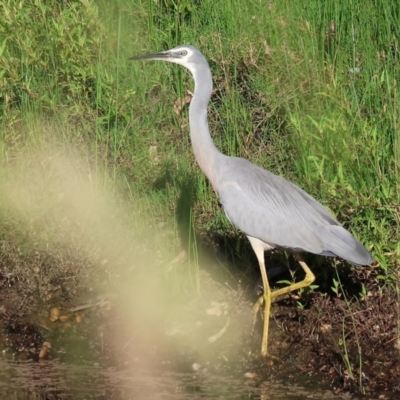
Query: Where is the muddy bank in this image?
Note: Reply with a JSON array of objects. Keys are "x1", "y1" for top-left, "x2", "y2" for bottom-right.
[{"x1": 0, "y1": 247, "x2": 399, "y2": 399}]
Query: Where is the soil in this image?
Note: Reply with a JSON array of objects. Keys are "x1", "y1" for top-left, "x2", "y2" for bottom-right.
[{"x1": 0, "y1": 244, "x2": 399, "y2": 399}]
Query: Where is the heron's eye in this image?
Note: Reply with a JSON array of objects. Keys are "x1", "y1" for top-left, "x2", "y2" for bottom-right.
[{"x1": 180, "y1": 50, "x2": 188, "y2": 56}]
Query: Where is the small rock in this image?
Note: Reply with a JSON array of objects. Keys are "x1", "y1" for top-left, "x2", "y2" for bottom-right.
[
  {"x1": 39, "y1": 342, "x2": 51, "y2": 359},
  {"x1": 49, "y1": 307, "x2": 60, "y2": 322},
  {"x1": 319, "y1": 324, "x2": 332, "y2": 334},
  {"x1": 192, "y1": 363, "x2": 201, "y2": 371}
]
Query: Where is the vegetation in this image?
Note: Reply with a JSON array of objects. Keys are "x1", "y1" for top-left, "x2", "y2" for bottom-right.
[
  {"x1": 0, "y1": 0, "x2": 399, "y2": 392},
  {"x1": 2, "y1": 0, "x2": 397, "y2": 277}
]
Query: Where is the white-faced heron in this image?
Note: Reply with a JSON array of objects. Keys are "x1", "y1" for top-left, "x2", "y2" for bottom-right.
[{"x1": 130, "y1": 45, "x2": 373, "y2": 356}]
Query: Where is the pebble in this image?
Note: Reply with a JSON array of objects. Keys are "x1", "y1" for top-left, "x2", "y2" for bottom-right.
[{"x1": 192, "y1": 363, "x2": 201, "y2": 371}]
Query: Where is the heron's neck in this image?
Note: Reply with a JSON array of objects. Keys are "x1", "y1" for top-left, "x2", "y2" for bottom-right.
[{"x1": 189, "y1": 68, "x2": 223, "y2": 188}]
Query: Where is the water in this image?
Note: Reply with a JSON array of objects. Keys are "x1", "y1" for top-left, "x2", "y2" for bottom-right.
[{"x1": 0, "y1": 355, "x2": 353, "y2": 400}]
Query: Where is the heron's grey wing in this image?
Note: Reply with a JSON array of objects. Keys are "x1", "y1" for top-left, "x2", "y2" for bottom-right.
[{"x1": 217, "y1": 158, "x2": 372, "y2": 266}]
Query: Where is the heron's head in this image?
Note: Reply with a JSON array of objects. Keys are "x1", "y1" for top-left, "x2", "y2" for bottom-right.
[{"x1": 130, "y1": 45, "x2": 207, "y2": 75}]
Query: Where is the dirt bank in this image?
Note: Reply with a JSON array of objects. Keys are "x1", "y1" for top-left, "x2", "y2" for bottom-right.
[{"x1": 0, "y1": 242, "x2": 399, "y2": 399}]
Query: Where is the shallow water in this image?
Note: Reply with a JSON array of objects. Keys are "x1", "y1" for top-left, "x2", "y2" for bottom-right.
[{"x1": 0, "y1": 355, "x2": 354, "y2": 400}]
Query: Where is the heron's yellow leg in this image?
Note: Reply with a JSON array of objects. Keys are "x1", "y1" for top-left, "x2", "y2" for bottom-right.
[
  {"x1": 250, "y1": 249, "x2": 315, "y2": 356},
  {"x1": 248, "y1": 238, "x2": 316, "y2": 355},
  {"x1": 259, "y1": 263, "x2": 272, "y2": 356},
  {"x1": 248, "y1": 237, "x2": 272, "y2": 356},
  {"x1": 270, "y1": 253, "x2": 315, "y2": 299},
  {"x1": 252, "y1": 295, "x2": 264, "y2": 325},
  {"x1": 251, "y1": 257, "x2": 272, "y2": 356}
]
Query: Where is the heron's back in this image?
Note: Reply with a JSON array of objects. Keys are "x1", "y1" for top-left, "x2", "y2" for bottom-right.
[{"x1": 217, "y1": 157, "x2": 372, "y2": 266}]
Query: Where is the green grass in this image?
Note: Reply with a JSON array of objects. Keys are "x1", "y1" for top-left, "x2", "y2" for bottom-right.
[{"x1": 0, "y1": 0, "x2": 398, "y2": 293}]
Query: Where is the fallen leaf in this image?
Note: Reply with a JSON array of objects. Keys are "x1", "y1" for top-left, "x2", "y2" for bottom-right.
[
  {"x1": 49, "y1": 307, "x2": 60, "y2": 322},
  {"x1": 39, "y1": 341, "x2": 51, "y2": 359},
  {"x1": 173, "y1": 95, "x2": 192, "y2": 116}
]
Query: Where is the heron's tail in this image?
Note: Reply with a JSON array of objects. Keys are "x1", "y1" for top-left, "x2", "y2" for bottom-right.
[{"x1": 319, "y1": 225, "x2": 373, "y2": 266}]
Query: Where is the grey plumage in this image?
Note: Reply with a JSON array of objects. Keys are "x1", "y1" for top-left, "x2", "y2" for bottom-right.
[
  {"x1": 218, "y1": 157, "x2": 372, "y2": 266},
  {"x1": 131, "y1": 44, "x2": 373, "y2": 355}
]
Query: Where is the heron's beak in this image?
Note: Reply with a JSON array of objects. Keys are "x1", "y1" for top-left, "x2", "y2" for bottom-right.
[{"x1": 129, "y1": 51, "x2": 176, "y2": 62}]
